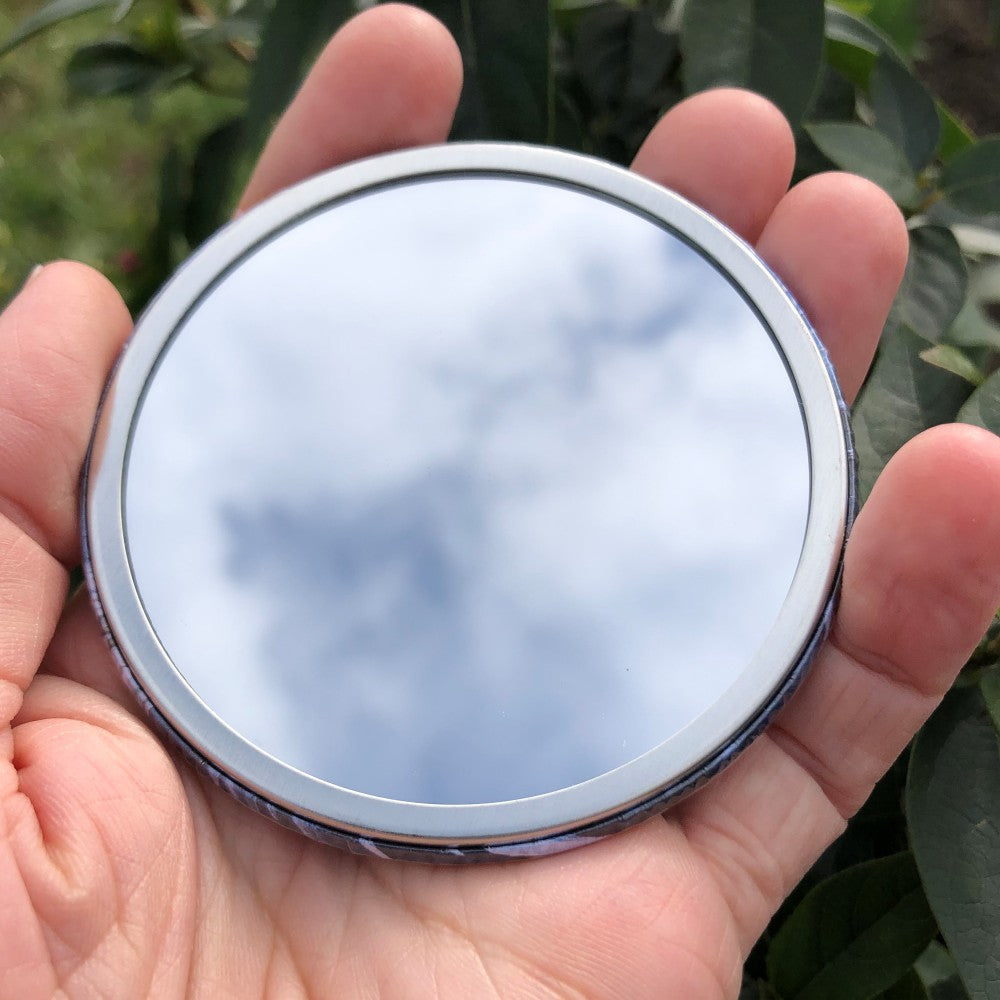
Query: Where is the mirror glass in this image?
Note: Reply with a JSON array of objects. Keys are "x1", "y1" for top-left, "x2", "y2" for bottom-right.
[{"x1": 124, "y1": 175, "x2": 809, "y2": 805}]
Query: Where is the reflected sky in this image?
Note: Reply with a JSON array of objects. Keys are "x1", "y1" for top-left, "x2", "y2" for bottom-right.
[{"x1": 125, "y1": 176, "x2": 809, "y2": 804}]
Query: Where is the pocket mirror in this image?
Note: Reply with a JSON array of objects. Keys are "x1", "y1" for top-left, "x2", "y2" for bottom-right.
[{"x1": 83, "y1": 144, "x2": 853, "y2": 861}]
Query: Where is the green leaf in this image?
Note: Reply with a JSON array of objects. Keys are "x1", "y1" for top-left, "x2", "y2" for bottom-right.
[
  {"x1": 833, "y1": 1, "x2": 873, "y2": 15},
  {"x1": 944, "y1": 296, "x2": 1000, "y2": 352},
  {"x1": 622, "y1": 8, "x2": 677, "y2": 105},
  {"x1": 981, "y1": 669, "x2": 1000, "y2": 739},
  {"x1": 795, "y1": 65, "x2": 855, "y2": 176},
  {"x1": 128, "y1": 144, "x2": 187, "y2": 314},
  {"x1": 0, "y1": 0, "x2": 121, "y2": 57},
  {"x1": 184, "y1": 118, "x2": 246, "y2": 248},
  {"x1": 907, "y1": 687, "x2": 1000, "y2": 1000},
  {"x1": 805, "y1": 122, "x2": 919, "y2": 205},
  {"x1": 65, "y1": 40, "x2": 183, "y2": 97},
  {"x1": 420, "y1": 0, "x2": 552, "y2": 143},
  {"x1": 877, "y1": 969, "x2": 932, "y2": 1000},
  {"x1": 680, "y1": 0, "x2": 825, "y2": 127},
  {"x1": 579, "y1": 4, "x2": 677, "y2": 110},
  {"x1": 824, "y1": 5, "x2": 905, "y2": 58},
  {"x1": 928, "y1": 977, "x2": 972, "y2": 1000},
  {"x1": 937, "y1": 103, "x2": 976, "y2": 162},
  {"x1": 766, "y1": 852, "x2": 937, "y2": 1000},
  {"x1": 243, "y1": 0, "x2": 354, "y2": 153},
  {"x1": 820, "y1": 756, "x2": 910, "y2": 882},
  {"x1": 553, "y1": 0, "x2": 606, "y2": 10},
  {"x1": 574, "y1": 5, "x2": 640, "y2": 112},
  {"x1": 851, "y1": 326, "x2": 973, "y2": 501},
  {"x1": 870, "y1": 52, "x2": 940, "y2": 172},
  {"x1": 824, "y1": 5, "x2": 908, "y2": 89},
  {"x1": 810, "y1": 62, "x2": 858, "y2": 121},
  {"x1": 941, "y1": 137, "x2": 1000, "y2": 217},
  {"x1": 918, "y1": 344, "x2": 983, "y2": 385},
  {"x1": 891, "y1": 225, "x2": 968, "y2": 344},
  {"x1": 824, "y1": 35, "x2": 876, "y2": 91},
  {"x1": 549, "y1": 86, "x2": 589, "y2": 158},
  {"x1": 864, "y1": 0, "x2": 922, "y2": 55},
  {"x1": 957, "y1": 367, "x2": 1000, "y2": 433},
  {"x1": 183, "y1": 15, "x2": 262, "y2": 49},
  {"x1": 570, "y1": 3, "x2": 677, "y2": 161},
  {"x1": 915, "y1": 942, "x2": 971, "y2": 1000},
  {"x1": 824, "y1": 0, "x2": 967, "y2": 167},
  {"x1": 916, "y1": 943, "x2": 963, "y2": 998}
]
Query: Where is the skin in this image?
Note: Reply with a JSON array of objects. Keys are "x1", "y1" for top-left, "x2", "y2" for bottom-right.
[{"x1": 3, "y1": 6, "x2": 1000, "y2": 998}]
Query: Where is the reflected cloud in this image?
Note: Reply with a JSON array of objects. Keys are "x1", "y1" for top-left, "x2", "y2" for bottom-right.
[{"x1": 125, "y1": 176, "x2": 808, "y2": 803}]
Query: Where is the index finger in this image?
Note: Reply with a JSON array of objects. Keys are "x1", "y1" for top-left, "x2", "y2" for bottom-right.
[{"x1": 238, "y1": 4, "x2": 462, "y2": 212}]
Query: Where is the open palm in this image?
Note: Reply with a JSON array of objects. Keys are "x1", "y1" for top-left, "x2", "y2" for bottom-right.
[{"x1": 4, "y1": 7, "x2": 1000, "y2": 998}]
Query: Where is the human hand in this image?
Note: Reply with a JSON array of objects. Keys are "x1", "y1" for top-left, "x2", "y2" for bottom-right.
[{"x1": 4, "y1": 6, "x2": 1000, "y2": 998}]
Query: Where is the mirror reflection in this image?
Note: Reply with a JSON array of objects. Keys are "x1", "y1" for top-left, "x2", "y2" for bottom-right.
[{"x1": 125, "y1": 175, "x2": 808, "y2": 804}]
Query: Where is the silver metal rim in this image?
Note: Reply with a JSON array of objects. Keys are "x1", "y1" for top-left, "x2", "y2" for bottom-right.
[{"x1": 84, "y1": 142, "x2": 849, "y2": 847}]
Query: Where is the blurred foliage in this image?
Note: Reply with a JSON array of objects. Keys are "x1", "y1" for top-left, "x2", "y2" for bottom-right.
[
  {"x1": 4, "y1": 0, "x2": 1000, "y2": 997},
  {"x1": 0, "y1": 0, "x2": 240, "y2": 302}
]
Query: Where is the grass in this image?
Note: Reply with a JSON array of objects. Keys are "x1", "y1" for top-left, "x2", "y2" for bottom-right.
[{"x1": 0, "y1": 0, "x2": 241, "y2": 306}]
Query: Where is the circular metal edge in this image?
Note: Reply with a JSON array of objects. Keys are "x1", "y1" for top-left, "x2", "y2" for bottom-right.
[{"x1": 82, "y1": 142, "x2": 851, "y2": 853}]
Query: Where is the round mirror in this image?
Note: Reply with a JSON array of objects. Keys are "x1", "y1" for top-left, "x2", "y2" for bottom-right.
[{"x1": 83, "y1": 144, "x2": 852, "y2": 861}]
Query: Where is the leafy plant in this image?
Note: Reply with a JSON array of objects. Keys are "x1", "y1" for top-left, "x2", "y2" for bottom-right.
[{"x1": 4, "y1": 0, "x2": 1000, "y2": 997}]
